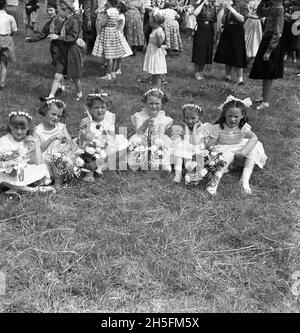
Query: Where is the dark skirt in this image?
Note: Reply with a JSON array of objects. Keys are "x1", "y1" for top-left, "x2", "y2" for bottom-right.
[
  {"x1": 56, "y1": 42, "x2": 83, "y2": 79},
  {"x1": 214, "y1": 23, "x2": 247, "y2": 68},
  {"x1": 281, "y1": 20, "x2": 294, "y2": 53},
  {"x1": 249, "y1": 31, "x2": 284, "y2": 80},
  {"x1": 192, "y1": 21, "x2": 215, "y2": 65}
]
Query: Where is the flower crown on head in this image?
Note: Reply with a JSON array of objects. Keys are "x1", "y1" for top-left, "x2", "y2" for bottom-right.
[
  {"x1": 143, "y1": 88, "x2": 164, "y2": 99},
  {"x1": 8, "y1": 111, "x2": 33, "y2": 120},
  {"x1": 46, "y1": 98, "x2": 66, "y2": 108},
  {"x1": 218, "y1": 95, "x2": 252, "y2": 110},
  {"x1": 182, "y1": 103, "x2": 203, "y2": 113},
  {"x1": 88, "y1": 92, "x2": 109, "y2": 98}
]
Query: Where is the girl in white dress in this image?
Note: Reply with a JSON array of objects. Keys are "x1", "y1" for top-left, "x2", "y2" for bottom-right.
[
  {"x1": 33, "y1": 98, "x2": 73, "y2": 186},
  {"x1": 79, "y1": 91, "x2": 129, "y2": 181},
  {"x1": 128, "y1": 88, "x2": 173, "y2": 171},
  {"x1": 205, "y1": 96, "x2": 267, "y2": 195},
  {"x1": 244, "y1": 0, "x2": 262, "y2": 60},
  {"x1": 143, "y1": 8, "x2": 167, "y2": 87},
  {"x1": 171, "y1": 103, "x2": 212, "y2": 183},
  {"x1": 0, "y1": 111, "x2": 53, "y2": 193}
]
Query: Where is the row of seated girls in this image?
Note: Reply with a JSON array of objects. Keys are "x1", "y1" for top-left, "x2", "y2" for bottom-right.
[{"x1": 0, "y1": 88, "x2": 267, "y2": 196}]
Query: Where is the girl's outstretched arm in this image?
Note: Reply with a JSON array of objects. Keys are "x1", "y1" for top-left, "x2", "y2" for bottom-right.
[{"x1": 237, "y1": 130, "x2": 258, "y2": 157}]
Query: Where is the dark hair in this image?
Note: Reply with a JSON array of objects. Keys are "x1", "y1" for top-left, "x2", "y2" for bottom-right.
[
  {"x1": 38, "y1": 99, "x2": 67, "y2": 119},
  {"x1": 8, "y1": 114, "x2": 33, "y2": 136},
  {"x1": 141, "y1": 88, "x2": 169, "y2": 104},
  {"x1": 182, "y1": 104, "x2": 203, "y2": 119},
  {"x1": 215, "y1": 100, "x2": 249, "y2": 129},
  {"x1": 86, "y1": 90, "x2": 112, "y2": 109},
  {"x1": 118, "y1": 1, "x2": 127, "y2": 13},
  {"x1": 108, "y1": 0, "x2": 120, "y2": 7},
  {"x1": 0, "y1": 0, "x2": 6, "y2": 10}
]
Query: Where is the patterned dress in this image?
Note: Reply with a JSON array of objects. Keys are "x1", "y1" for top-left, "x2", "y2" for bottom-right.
[
  {"x1": 161, "y1": 8, "x2": 183, "y2": 51},
  {"x1": 92, "y1": 7, "x2": 126, "y2": 59},
  {"x1": 124, "y1": 0, "x2": 145, "y2": 47}
]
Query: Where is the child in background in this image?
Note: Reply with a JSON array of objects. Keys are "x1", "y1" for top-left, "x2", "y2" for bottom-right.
[
  {"x1": 33, "y1": 98, "x2": 73, "y2": 186},
  {"x1": 143, "y1": 8, "x2": 167, "y2": 87},
  {"x1": 78, "y1": 91, "x2": 128, "y2": 181},
  {"x1": 0, "y1": 111, "x2": 53, "y2": 193},
  {"x1": 92, "y1": 0, "x2": 126, "y2": 80},
  {"x1": 115, "y1": 1, "x2": 133, "y2": 75},
  {"x1": 171, "y1": 103, "x2": 211, "y2": 183},
  {"x1": 161, "y1": 1, "x2": 183, "y2": 53},
  {"x1": 205, "y1": 96, "x2": 267, "y2": 195},
  {"x1": 128, "y1": 88, "x2": 173, "y2": 171},
  {"x1": 47, "y1": 0, "x2": 83, "y2": 101},
  {"x1": 26, "y1": 1, "x2": 66, "y2": 92},
  {"x1": 23, "y1": 0, "x2": 39, "y2": 38},
  {"x1": 0, "y1": 0, "x2": 17, "y2": 90}
]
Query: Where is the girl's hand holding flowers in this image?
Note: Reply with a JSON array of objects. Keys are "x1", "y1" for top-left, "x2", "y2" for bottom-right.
[{"x1": 48, "y1": 34, "x2": 59, "y2": 40}]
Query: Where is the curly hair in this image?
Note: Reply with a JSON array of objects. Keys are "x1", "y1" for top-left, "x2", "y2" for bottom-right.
[
  {"x1": 141, "y1": 88, "x2": 169, "y2": 104},
  {"x1": 38, "y1": 99, "x2": 67, "y2": 119},
  {"x1": 215, "y1": 100, "x2": 249, "y2": 129},
  {"x1": 86, "y1": 90, "x2": 112, "y2": 110}
]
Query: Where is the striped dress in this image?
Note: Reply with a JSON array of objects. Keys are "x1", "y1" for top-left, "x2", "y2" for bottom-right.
[{"x1": 92, "y1": 7, "x2": 126, "y2": 59}]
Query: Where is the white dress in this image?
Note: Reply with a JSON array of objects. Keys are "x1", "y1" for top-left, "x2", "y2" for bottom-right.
[
  {"x1": 171, "y1": 123, "x2": 212, "y2": 159},
  {"x1": 143, "y1": 27, "x2": 167, "y2": 75},
  {"x1": 244, "y1": 0, "x2": 262, "y2": 58},
  {"x1": 128, "y1": 109, "x2": 173, "y2": 170},
  {"x1": 33, "y1": 122, "x2": 70, "y2": 163},
  {"x1": 116, "y1": 13, "x2": 133, "y2": 58},
  {"x1": 79, "y1": 111, "x2": 129, "y2": 170},
  {"x1": 208, "y1": 123, "x2": 267, "y2": 170},
  {"x1": 0, "y1": 134, "x2": 49, "y2": 187}
]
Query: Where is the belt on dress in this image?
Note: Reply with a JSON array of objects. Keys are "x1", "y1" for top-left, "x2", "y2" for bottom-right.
[
  {"x1": 0, "y1": 34, "x2": 9, "y2": 36},
  {"x1": 226, "y1": 22, "x2": 242, "y2": 25}
]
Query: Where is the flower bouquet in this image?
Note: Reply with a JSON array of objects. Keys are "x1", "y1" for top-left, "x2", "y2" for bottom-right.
[
  {"x1": 0, "y1": 150, "x2": 27, "y2": 181},
  {"x1": 78, "y1": 138, "x2": 108, "y2": 173},
  {"x1": 128, "y1": 137, "x2": 148, "y2": 165},
  {"x1": 148, "y1": 138, "x2": 167, "y2": 170},
  {"x1": 184, "y1": 147, "x2": 227, "y2": 185}
]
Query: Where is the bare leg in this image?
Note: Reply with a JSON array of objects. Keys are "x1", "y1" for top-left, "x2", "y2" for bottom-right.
[
  {"x1": 239, "y1": 158, "x2": 255, "y2": 194},
  {"x1": 106, "y1": 59, "x2": 113, "y2": 74},
  {"x1": 49, "y1": 73, "x2": 63, "y2": 97},
  {"x1": 225, "y1": 65, "x2": 232, "y2": 80},
  {"x1": 74, "y1": 78, "x2": 82, "y2": 97},
  {"x1": 235, "y1": 67, "x2": 243, "y2": 83},
  {"x1": 116, "y1": 58, "x2": 122, "y2": 73},
  {"x1": 151, "y1": 74, "x2": 162, "y2": 88},
  {"x1": 173, "y1": 156, "x2": 183, "y2": 183},
  {"x1": 0, "y1": 58, "x2": 8, "y2": 85},
  {"x1": 262, "y1": 79, "x2": 272, "y2": 103}
]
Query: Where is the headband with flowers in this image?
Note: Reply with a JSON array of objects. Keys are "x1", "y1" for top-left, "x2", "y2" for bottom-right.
[
  {"x1": 8, "y1": 111, "x2": 33, "y2": 120},
  {"x1": 45, "y1": 98, "x2": 66, "y2": 108},
  {"x1": 143, "y1": 88, "x2": 165, "y2": 99},
  {"x1": 182, "y1": 103, "x2": 203, "y2": 113},
  {"x1": 88, "y1": 93, "x2": 109, "y2": 98},
  {"x1": 218, "y1": 95, "x2": 252, "y2": 110}
]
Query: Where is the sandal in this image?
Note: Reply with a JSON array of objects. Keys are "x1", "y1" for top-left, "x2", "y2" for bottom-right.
[{"x1": 36, "y1": 186, "x2": 56, "y2": 193}]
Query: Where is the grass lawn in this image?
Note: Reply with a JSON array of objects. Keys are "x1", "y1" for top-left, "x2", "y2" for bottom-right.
[{"x1": 0, "y1": 2, "x2": 299, "y2": 312}]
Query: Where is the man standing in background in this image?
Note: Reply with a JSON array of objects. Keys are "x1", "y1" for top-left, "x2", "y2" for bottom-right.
[{"x1": 6, "y1": 0, "x2": 19, "y2": 26}]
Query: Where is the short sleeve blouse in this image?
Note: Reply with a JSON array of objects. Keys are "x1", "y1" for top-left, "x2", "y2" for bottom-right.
[{"x1": 209, "y1": 123, "x2": 252, "y2": 145}]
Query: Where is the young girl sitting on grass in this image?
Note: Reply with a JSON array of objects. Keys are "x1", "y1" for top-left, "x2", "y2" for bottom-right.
[
  {"x1": 205, "y1": 95, "x2": 267, "y2": 195},
  {"x1": 128, "y1": 88, "x2": 173, "y2": 171},
  {"x1": 0, "y1": 0, "x2": 17, "y2": 90},
  {"x1": 33, "y1": 98, "x2": 73, "y2": 187},
  {"x1": 78, "y1": 90, "x2": 128, "y2": 181},
  {"x1": 171, "y1": 103, "x2": 211, "y2": 183},
  {"x1": 0, "y1": 111, "x2": 53, "y2": 194},
  {"x1": 143, "y1": 8, "x2": 167, "y2": 88}
]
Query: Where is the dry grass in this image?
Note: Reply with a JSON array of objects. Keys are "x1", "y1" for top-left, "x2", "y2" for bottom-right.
[{"x1": 0, "y1": 2, "x2": 299, "y2": 313}]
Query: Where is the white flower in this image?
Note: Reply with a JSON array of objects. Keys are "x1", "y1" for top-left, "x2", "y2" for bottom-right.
[
  {"x1": 53, "y1": 152, "x2": 62, "y2": 159},
  {"x1": 85, "y1": 147, "x2": 96, "y2": 155},
  {"x1": 135, "y1": 146, "x2": 147, "y2": 153},
  {"x1": 95, "y1": 147, "x2": 103, "y2": 154},
  {"x1": 94, "y1": 153, "x2": 100, "y2": 159},
  {"x1": 210, "y1": 151, "x2": 217, "y2": 156},
  {"x1": 100, "y1": 150, "x2": 107, "y2": 159},
  {"x1": 157, "y1": 150, "x2": 163, "y2": 156},
  {"x1": 186, "y1": 161, "x2": 197, "y2": 171},
  {"x1": 200, "y1": 169, "x2": 208, "y2": 177},
  {"x1": 75, "y1": 157, "x2": 85, "y2": 167},
  {"x1": 201, "y1": 150, "x2": 209, "y2": 157},
  {"x1": 150, "y1": 145, "x2": 158, "y2": 153}
]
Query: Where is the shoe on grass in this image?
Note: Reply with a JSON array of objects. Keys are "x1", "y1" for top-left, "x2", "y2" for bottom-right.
[{"x1": 256, "y1": 102, "x2": 269, "y2": 110}]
